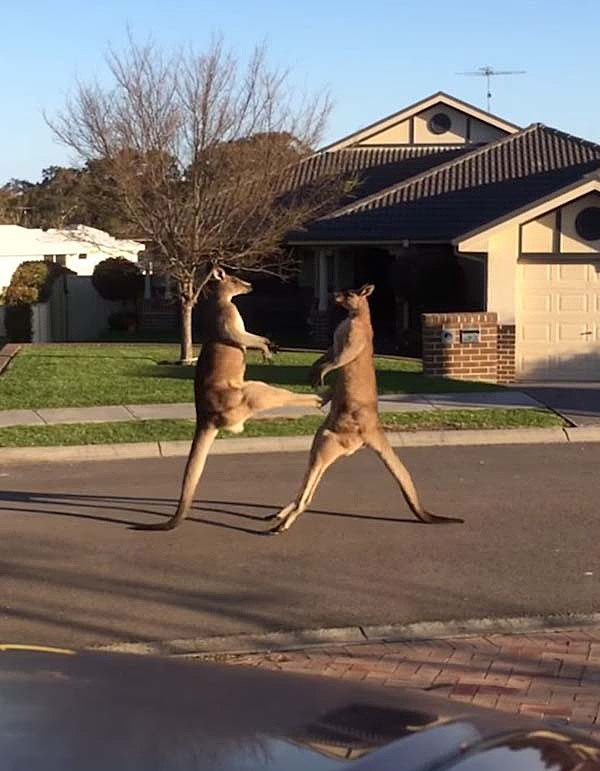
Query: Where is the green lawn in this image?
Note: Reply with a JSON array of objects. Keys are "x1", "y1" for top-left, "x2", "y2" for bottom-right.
[
  {"x1": 0, "y1": 409, "x2": 562, "y2": 447},
  {"x1": 0, "y1": 344, "x2": 502, "y2": 411}
]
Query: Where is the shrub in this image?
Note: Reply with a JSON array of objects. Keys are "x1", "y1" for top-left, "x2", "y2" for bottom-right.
[
  {"x1": 92, "y1": 257, "x2": 144, "y2": 303},
  {"x1": 4, "y1": 260, "x2": 71, "y2": 305},
  {"x1": 5, "y1": 304, "x2": 32, "y2": 342},
  {"x1": 4, "y1": 260, "x2": 72, "y2": 342}
]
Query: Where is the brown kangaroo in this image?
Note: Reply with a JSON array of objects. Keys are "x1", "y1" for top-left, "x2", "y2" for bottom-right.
[
  {"x1": 266, "y1": 283, "x2": 463, "y2": 534},
  {"x1": 136, "y1": 267, "x2": 322, "y2": 531}
]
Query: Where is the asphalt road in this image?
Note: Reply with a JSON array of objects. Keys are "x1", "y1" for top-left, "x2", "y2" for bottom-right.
[{"x1": 1, "y1": 443, "x2": 599, "y2": 648}]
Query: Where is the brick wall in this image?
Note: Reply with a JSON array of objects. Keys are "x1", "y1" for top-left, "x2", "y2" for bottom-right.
[
  {"x1": 497, "y1": 324, "x2": 516, "y2": 384},
  {"x1": 422, "y1": 312, "x2": 501, "y2": 382}
]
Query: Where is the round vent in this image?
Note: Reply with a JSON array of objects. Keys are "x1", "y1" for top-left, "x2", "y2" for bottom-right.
[
  {"x1": 428, "y1": 112, "x2": 452, "y2": 135},
  {"x1": 575, "y1": 206, "x2": 600, "y2": 241}
]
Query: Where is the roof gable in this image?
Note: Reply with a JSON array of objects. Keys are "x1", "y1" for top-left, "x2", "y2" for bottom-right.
[
  {"x1": 321, "y1": 92, "x2": 520, "y2": 152},
  {"x1": 326, "y1": 123, "x2": 600, "y2": 218},
  {"x1": 456, "y1": 172, "x2": 600, "y2": 249}
]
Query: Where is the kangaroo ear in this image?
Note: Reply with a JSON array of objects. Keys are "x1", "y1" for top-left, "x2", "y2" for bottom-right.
[
  {"x1": 359, "y1": 284, "x2": 375, "y2": 297},
  {"x1": 211, "y1": 266, "x2": 226, "y2": 281}
]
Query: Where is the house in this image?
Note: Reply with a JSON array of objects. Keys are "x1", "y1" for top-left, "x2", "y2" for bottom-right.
[
  {"x1": 291, "y1": 92, "x2": 600, "y2": 382},
  {"x1": 0, "y1": 224, "x2": 145, "y2": 295}
]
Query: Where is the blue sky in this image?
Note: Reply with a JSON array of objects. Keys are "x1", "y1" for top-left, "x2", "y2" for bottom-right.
[{"x1": 2, "y1": 0, "x2": 599, "y2": 182}]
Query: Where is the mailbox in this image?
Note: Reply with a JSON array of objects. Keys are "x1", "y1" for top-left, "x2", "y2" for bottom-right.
[{"x1": 460, "y1": 329, "x2": 480, "y2": 344}]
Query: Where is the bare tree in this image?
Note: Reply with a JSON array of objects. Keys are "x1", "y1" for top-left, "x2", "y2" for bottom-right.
[{"x1": 49, "y1": 37, "x2": 350, "y2": 362}]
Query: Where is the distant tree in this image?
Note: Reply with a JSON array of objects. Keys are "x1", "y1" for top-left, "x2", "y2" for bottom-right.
[
  {"x1": 0, "y1": 180, "x2": 32, "y2": 224},
  {"x1": 49, "y1": 36, "x2": 351, "y2": 363}
]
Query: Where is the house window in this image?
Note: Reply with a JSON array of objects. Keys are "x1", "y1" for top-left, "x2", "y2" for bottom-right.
[
  {"x1": 575, "y1": 207, "x2": 600, "y2": 241},
  {"x1": 44, "y1": 255, "x2": 53, "y2": 262},
  {"x1": 428, "y1": 112, "x2": 452, "y2": 135},
  {"x1": 55, "y1": 255, "x2": 67, "y2": 266},
  {"x1": 78, "y1": 253, "x2": 87, "y2": 260}
]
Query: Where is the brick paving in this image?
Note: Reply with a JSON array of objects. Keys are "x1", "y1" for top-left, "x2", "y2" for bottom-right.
[{"x1": 212, "y1": 626, "x2": 600, "y2": 739}]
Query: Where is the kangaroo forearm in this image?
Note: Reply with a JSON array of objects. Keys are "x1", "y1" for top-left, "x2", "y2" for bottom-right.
[
  {"x1": 237, "y1": 331, "x2": 270, "y2": 350},
  {"x1": 320, "y1": 344, "x2": 365, "y2": 379},
  {"x1": 221, "y1": 323, "x2": 268, "y2": 351}
]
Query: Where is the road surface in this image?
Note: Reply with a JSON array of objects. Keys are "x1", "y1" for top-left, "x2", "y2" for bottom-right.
[{"x1": 0, "y1": 443, "x2": 598, "y2": 647}]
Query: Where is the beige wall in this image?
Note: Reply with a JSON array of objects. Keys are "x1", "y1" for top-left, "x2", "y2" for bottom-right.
[
  {"x1": 560, "y1": 193, "x2": 600, "y2": 253},
  {"x1": 414, "y1": 105, "x2": 467, "y2": 144},
  {"x1": 359, "y1": 119, "x2": 410, "y2": 145},
  {"x1": 469, "y1": 120, "x2": 505, "y2": 143},
  {"x1": 355, "y1": 104, "x2": 508, "y2": 147},
  {"x1": 486, "y1": 226, "x2": 520, "y2": 324},
  {"x1": 521, "y1": 211, "x2": 555, "y2": 253},
  {"x1": 518, "y1": 194, "x2": 600, "y2": 255}
]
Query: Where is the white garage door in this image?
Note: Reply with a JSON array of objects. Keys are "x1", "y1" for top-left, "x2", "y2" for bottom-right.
[{"x1": 517, "y1": 261, "x2": 600, "y2": 380}]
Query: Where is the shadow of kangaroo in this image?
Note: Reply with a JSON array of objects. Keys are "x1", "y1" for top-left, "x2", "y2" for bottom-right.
[
  {"x1": 266, "y1": 283, "x2": 463, "y2": 534},
  {"x1": 135, "y1": 267, "x2": 321, "y2": 531}
]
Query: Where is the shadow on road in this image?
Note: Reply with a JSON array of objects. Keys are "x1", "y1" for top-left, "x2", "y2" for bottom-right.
[{"x1": 0, "y1": 490, "x2": 420, "y2": 532}]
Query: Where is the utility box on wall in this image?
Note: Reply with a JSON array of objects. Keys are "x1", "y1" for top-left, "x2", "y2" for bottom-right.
[
  {"x1": 422, "y1": 312, "x2": 509, "y2": 383},
  {"x1": 460, "y1": 329, "x2": 480, "y2": 344}
]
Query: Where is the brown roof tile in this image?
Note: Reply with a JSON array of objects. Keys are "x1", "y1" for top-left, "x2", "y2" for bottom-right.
[{"x1": 329, "y1": 124, "x2": 600, "y2": 216}]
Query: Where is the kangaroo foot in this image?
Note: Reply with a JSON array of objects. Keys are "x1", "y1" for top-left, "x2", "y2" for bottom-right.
[
  {"x1": 266, "y1": 521, "x2": 290, "y2": 535},
  {"x1": 415, "y1": 510, "x2": 464, "y2": 525}
]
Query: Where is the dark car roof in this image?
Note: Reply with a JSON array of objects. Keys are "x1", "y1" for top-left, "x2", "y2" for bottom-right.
[{"x1": 2, "y1": 648, "x2": 600, "y2": 770}]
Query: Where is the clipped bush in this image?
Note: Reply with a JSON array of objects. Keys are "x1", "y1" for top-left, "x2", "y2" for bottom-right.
[
  {"x1": 4, "y1": 260, "x2": 73, "y2": 342},
  {"x1": 92, "y1": 257, "x2": 144, "y2": 303},
  {"x1": 4, "y1": 260, "x2": 71, "y2": 305}
]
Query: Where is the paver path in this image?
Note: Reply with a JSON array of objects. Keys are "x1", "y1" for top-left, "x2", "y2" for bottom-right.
[{"x1": 216, "y1": 626, "x2": 600, "y2": 739}]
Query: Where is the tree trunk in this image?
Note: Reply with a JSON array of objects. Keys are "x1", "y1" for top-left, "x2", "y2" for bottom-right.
[{"x1": 179, "y1": 299, "x2": 194, "y2": 364}]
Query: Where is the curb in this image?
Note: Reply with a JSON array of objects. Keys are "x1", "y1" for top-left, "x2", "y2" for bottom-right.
[
  {"x1": 0, "y1": 343, "x2": 21, "y2": 376},
  {"x1": 1, "y1": 425, "x2": 600, "y2": 465},
  {"x1": 87, "y1": 612, "x2": 600, "y2": 658}
]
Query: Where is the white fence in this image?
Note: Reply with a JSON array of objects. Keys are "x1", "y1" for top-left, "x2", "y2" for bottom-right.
[
  {"x1": 1, "y1": 277, "x2": 122, "y2": 343},
  {"x1": 31, "y1": 302, "x2": 52, "y2": 343},
  {"x1": 49, "y1": 275, "x2": 122, "y2": 341}
]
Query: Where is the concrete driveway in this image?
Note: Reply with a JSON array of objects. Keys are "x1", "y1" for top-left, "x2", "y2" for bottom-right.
[{"x1": 516, "y1": 382, "x2": 600, "y2": 425}]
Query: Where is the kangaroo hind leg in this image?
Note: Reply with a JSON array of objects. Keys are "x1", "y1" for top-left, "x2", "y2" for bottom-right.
[
  {"x1": 367, "y1": 429, "x2": 463, "y2": 525},
  {"x1": 243, "y1": 381, "x2": 322, "y2": 414},
  {"x1": 134, "y1": 426, "x2": 219, "y2": 531},
  {"x1": 267, "y1": 429, "x2": 347, "y2": 534}
]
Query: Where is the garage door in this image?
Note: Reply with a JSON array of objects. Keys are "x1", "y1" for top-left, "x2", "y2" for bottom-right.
[{"x1": 517, "y1": 261, "x2": 600, "y2": 380}]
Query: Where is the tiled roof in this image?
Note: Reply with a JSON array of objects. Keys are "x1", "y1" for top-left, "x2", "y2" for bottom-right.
[
  {"x1": 290, "y1": 124, "x2": 600, "y2": 243},
  {"x1": 290, "y1": 145, "x2": 475, "y2": 205}
]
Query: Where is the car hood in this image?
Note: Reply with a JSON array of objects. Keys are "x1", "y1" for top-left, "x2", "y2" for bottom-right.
[{"x1": 1, "y1": 647, "x2": 600, "y2": 770}]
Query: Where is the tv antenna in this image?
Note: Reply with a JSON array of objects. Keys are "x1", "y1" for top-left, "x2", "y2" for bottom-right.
[{"x1": 457, "y1": 66, "x2": 526, "y2": 112}]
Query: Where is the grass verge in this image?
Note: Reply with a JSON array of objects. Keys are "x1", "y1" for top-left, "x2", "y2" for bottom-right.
[
  {"x1": 0, "y1": 344, "x2": 502, "y2": 410},
  {"x1": 0, "y1": 409, "x2": 563, "y2": 448}
]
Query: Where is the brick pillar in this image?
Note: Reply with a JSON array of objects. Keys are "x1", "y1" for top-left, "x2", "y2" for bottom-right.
[
  {"x1": 497, "y1": 324, "x2": 516, "y2": 383},
  {"x1": 422, "y1": 312, "x2": 499, "y2": 382}
]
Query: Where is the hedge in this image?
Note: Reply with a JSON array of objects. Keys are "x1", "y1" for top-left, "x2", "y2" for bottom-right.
[{"x1": 4, "y1": 261, "x2": 73, "y2": 342}]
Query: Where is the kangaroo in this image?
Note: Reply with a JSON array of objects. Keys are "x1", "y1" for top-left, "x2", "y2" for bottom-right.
[
  {"x1": 266, "y1": 283, "x2": 463, "y2": 534},
  {"x1": 136, "y1": 267, "x2": 322, "y2": 531}
]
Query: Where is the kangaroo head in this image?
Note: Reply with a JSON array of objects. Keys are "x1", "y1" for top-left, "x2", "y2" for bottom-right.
[
  {"x1": 334, "y1": 283, "x2": 375, "y2": 313},
  {"x1": 209, "y1": 266, "x2": 253, "y2": 298}
]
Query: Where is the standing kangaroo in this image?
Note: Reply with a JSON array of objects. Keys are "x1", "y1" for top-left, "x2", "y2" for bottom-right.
[
  {"x1": 266, "y1": 283, "x2": 463, "y2": 534},
  {"x1": 136, "y1": 267, "x2": 322, "y2": 531}
]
